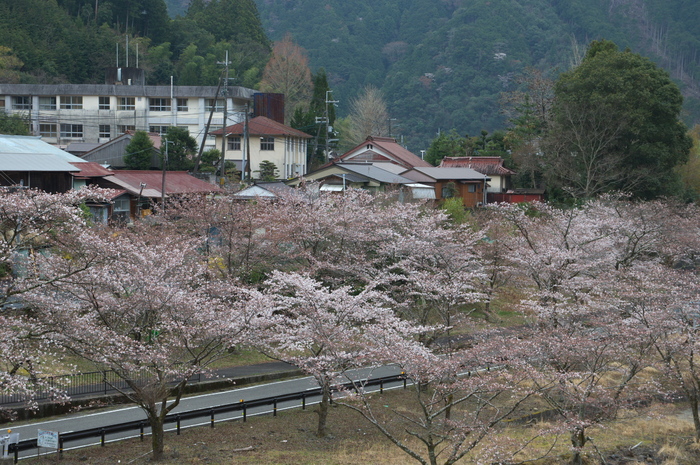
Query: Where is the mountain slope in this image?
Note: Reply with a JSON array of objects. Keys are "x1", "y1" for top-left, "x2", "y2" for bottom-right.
[{"x1": 253, "y1": 0, "x2": 700, "y2": 150}]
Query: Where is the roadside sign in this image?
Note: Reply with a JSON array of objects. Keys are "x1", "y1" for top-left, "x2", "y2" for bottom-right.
[{"x1": 37, "y1": 429, "x2": 59, "y2": 449}]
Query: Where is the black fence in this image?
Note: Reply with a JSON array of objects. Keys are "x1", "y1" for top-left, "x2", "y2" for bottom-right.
[
  {"x1": 0, "y1": 370, "x2": 202, "y2": 406},
  {"x1": 7, "y1": 373, "x2": 407, "y2": 463}
]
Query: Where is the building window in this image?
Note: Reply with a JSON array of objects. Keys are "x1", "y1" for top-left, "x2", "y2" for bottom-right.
[
  {"x1": 99, "y1": 125, "x2": 111, "y2": 138},
  {"x1": 118, "y1": 97, "x2": 135, "y2": 110},
  {"x1": 39, "y1": 123, "x2": 57, "y2": 137},
  {"x1": 260, "y1": 137, "x2": 274, "y2": 151},
  {"x1": 60, "y1": 123, "x2": 83, "y2": 138},
  {"x1": 0, "y1": 98, "x2": 5, "y2": 109},
  {"x1": 468, "y1": 184, "x2": 477, "y2": 193},
  {"x1": 149, "y1": 125, "x2": 169, "y2": 135},
  {"x1": 205, "y1": 99, "x2": 224, "y2": 112},
  {"x1": 441, "y1": 182, "x2": 458, "y2": 199},
  {"x1": 12, "y1": 96, "x2": 31, "y2": 110},
  {"x1": 176, "y1": 98, "x2": 188, "y2": 111},
  {"x1": 60, "y1": 96, "x2": 83, "y2": 110},
  {"x1": 227, "y1": 136, "x2": 241, "y2": 150},
  {"x1": 118, "y1": 125, "x2": 135, "y2": 134},
  {"x1": 99, "y1": 97, "x2": 110, "y2": 110},
  {"x1": 112, "y1": 197, "x2": 131, "y2": 223},
  {"x1": 39, "y1": 97, "x2": 56, "y2": 110},
  {"x1": 149, "y1": 98, "x2": 171, "y2": 112}
]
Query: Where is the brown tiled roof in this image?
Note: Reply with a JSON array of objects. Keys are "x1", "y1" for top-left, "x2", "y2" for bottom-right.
[
  {"x1": 210, "y1": 116, "x2": 312, "y2": 139},
  {"x1": 339, "y1": 136, "x2": 432, "y2": 169},
  {"x1": 439, "y1": 157, "x2": 516, "y2": 176}
]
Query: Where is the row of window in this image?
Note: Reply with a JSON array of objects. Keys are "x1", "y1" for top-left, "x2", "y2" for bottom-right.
[
  {"x1": 37, "y1": 123, "x2": 189, "y2": 139},
  {"x1": 39, "y1": 123, "x2": 139, "y2": 139},
  {"x1": 7, "y1": 97, "x2": 225, "y2": 112},
  {"x1": 227, "y1": 136, "x2": 275, "y2": 151}
]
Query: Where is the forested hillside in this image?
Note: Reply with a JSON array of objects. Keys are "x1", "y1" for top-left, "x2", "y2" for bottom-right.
[
  {"x1": 0, "y1": 0, "x2": 269, "y2": 89},
  {"x1": 2, "y1": 0, "x2": 700, "y2": 151},
  {"x1": 252, "y1": 0, "x2": 700, "y2": 150}
]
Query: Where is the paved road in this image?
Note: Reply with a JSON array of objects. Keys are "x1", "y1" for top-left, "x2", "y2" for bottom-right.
[{"x1": 6, "y1": 364, "x2": 404, "y2": 459}]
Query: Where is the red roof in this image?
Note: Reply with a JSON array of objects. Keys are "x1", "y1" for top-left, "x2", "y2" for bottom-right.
[
  {"x1": 69, "y1": 162, "x2": 113, "y2": 178},
  {"x1": 339, "y1": 136, "x2": 432, "y2": 169},
  {"x1": 210, "y1": 116, "x2": 312, "y2": 139},
  {"x1": 439, "y1": 157, "x2": 516, "y2": 176},
  {"x1": 107, "y1": 171, "x2": 221, "y2": 196}
]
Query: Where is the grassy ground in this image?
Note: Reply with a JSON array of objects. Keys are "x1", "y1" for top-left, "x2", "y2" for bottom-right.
[{"x1": 17, "y1": 389, "x2": 700, "y2": 465}]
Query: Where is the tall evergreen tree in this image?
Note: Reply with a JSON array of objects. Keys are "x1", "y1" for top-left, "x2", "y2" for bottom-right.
[
  {"x1": 124, "y1": 131, "x2": 155, "y2": 170},
  {"x1": 545, "y1": 40, "x2": 693, "y2": 200}
]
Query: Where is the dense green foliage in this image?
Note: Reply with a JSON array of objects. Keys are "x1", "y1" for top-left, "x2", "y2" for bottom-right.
[
  {"x1": 291, "y1": 68, "x2": 337, "y2": 169},
  {"x1": 0, "y1": 111, "x2": 29, "y2": 135},
  {"x1": 0, "y1": 0, "x2": 269, "y2": 88},
  {"x1": 545, "y1": 40, "x2": 692, "y2": 200},
  {"x1": 162, "y1": 127, "x2": 197, "y2": 171},
  {"x1": 255, "y1": 160, "x2": 278, "y2": 181},
  {"x1": 124, "y1": 130, "x2": 155, "y2": 170},
  {"x1": 251, "y1": 0, "x2": 700, "y2": 151}
]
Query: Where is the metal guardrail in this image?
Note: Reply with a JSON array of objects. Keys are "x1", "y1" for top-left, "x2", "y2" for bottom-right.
[{"x1": 7, "y1": 373, "x2": 408, "y2": 463}]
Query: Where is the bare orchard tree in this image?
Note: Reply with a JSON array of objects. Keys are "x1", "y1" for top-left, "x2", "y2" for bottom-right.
[
  {"x1": 542, "y1": 99, "x2": 632, "y2": 199},
  {"x1": 347, "y1": 85, "x2": 390, "y2": 145},
  {"x1": 342, "y1": 333, "x2": 540, "y2": 465},
  {"x1": 259, "y1": 33, "x2": 313, "y2": 124}
]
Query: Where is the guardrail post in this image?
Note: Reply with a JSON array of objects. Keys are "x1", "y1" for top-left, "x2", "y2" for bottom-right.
[
  {"x1": 11, "y1": 443, "x2": 18, "y2": 464},
  {"x1": 140, "y1": 421, "x2": 145, "y2": 441},
  {"x1": 242, "y1": 402, "x2": 247, "y2": 422},
  {"x1": 273, "y1": 398, "x2": 277, "y2": 416},
  {"x1": 100, "y1": 428, "x2": 106, "y2": 447},
  {"x1": 58, "y1": 434, "x2": 63, "y2": 458},
  {"x1": 380, "y1": 379, "x2": 384, "y2": 394},
  {"x1": 302, "y1": 393, "x2": 306, "y2": 410},
  {"x1": 210, "y1": 409, "x2": 215, "y2": 428},
  {"x1": 176, "y1": 415, "x2": 181, "y2": 435}
]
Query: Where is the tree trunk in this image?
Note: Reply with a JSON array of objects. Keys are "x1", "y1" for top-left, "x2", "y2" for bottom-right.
[
  {"x1": 570, "y1": 426, "x2": 586, "y2": 465},
  {"x1": 690, "y1": 393, "x2": 700, "y2": 442},
  {"x1": 317, "y1": 383, "x2": 330, "y2": 437},
  {"x1": 147, "y1": 410, "x2": 166, "y2": 461}
]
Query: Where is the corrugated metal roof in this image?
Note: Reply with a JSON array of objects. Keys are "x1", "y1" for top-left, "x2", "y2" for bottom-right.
[
  {"x1": 69, "y1": 162, "x2": 113, "y2": 177},
  {"x1": 0, "y1": 135, "x2": 84, "y2": 171},
  {"x1": 412, "y1": 167, "x2": 489, "y2": 181},
  {"x1": 339, "y1": 164, "x2": 417, "y2": 184},
  {"x1": 233, "y1": 185, "x2": 278, "y2": 198},
  {"x1": 106, "y1": 170, "x2": 221, "y2": 198}
]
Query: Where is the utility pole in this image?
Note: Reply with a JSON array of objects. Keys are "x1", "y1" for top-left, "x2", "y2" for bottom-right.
[
  {"x1": 217, "y1": 51, "x2": 231, "y2": 184},
  {"x1": 324, "y1": 90, "x2": 339, "y2": 161},
  {"x1": 388, "y1": 118, "x2": 397, "y2": 138},
  {"x1": 243, "y1": 101, "x2": 251, "y2": 181},
  {"x1": 161, "y1": 140, "x2": 171, "y2": 214}
]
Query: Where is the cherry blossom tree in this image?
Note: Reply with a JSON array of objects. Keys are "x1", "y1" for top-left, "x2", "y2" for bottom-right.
[
  {"x1": 342, "y1": 332, "x2": 540, "y2": 465},
  {"x1": 24, "y1": 223, "x2": 247, "y2": 460},
  {"x1": 0, "y1": 187, "x2": 112, "y2": 409},
  {"x1": 490, "y1": 198, "x2": 685, "y2": 464},
  {"x1": 378, "y1": 207, "x2": 486, "y2": 349},
  {"x1": 243, "y1": 270, "x2": 419, "y2": 437}
]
